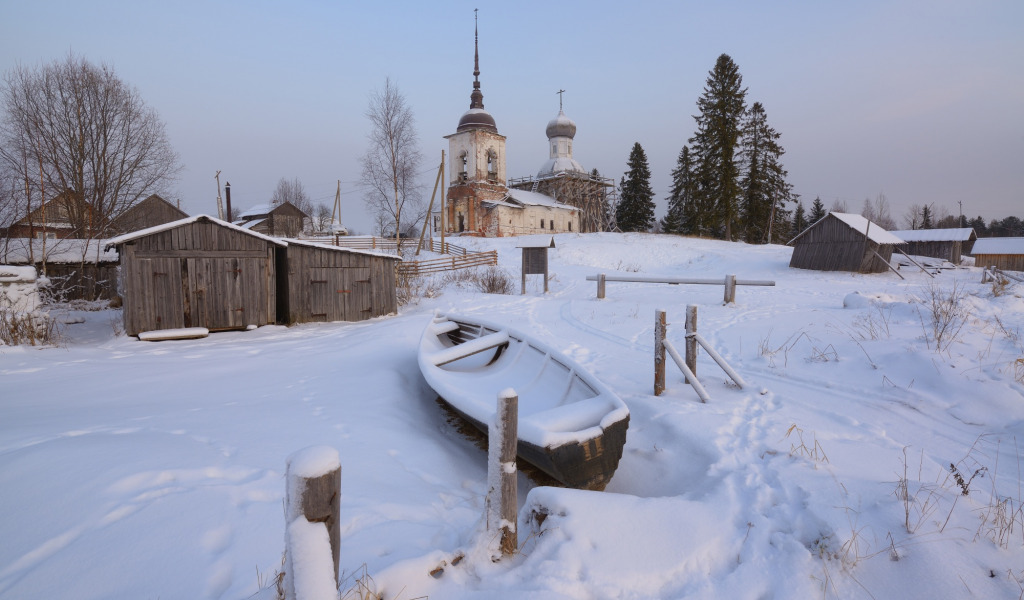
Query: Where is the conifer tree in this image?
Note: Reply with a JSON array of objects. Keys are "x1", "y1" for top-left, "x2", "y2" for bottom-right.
[
  {"x1": 689, "y1": 54, "x2": 747, "y2": 240},
  {"x1": 791, "y1": 200, "x2": 807, "y2": 237},
  {"x1": 809, "y1": 196, "x2": 827, "y2": 223},
  {"x1": 661, "y1": 146, "x2": 693, "y2": 234},
  {"x1": 738, "y1": 102, "x2": 792, "y2": 243},
  {"x1": 615, "y1": 142, "x2": 656, "y2": 232},
  {"x1": 920, "y1": 204, "x2": 933, "y2": 229}
]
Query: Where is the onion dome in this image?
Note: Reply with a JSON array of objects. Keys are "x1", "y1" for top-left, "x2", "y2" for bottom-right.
[
  {"x1": 456, "y1": 12, "x2": 498, "y2": 134},
  {"x1": 545, "y1": 110, "x2": 577, "y2": 139}
]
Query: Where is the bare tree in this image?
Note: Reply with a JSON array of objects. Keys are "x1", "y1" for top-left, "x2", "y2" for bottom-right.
[
  {"x1": 902, "y1": 204, "x2": 922, "y2": 229},
  {"x1": 862, "y1": 193, "x2": 896, "y2": 230},
  {"x1": 270, "y1": 176, "x2": 313, "y2": 216},
  {"x1": 0, "y1": 54, "x2": 180, "y2": 259},
  {"x1": 830, "y1": 198, "x2": 848, "y2": 213},
  {"x1": 360, "y1": 78, "x2": 423, "y2": 245},
  {"x1": 312, "y1": 202, "x2": 332, "y2": 233}
]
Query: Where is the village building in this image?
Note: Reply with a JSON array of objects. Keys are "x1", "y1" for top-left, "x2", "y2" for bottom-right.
[
  {"x1": 970, "y1": 237, "x2": 1024, "y2": 271},
  {"x1": 233, "y1": 201, "x2": 308, "y2": 238},
  {"x1": 508, "y1": 100, "x2": 615, "y2": 233},
  {"x1": 6, "y1": 192, "x2": 185, "y2": 240},
  {"x1": 439, "y1": 19, "x2": 579, "y2": 238},
  {"x1": 788, "y1": 212, "x2": 904, "y2": 274},
  {"x1": 888, "y1": 228, "x2": 977, "y2": 265}
]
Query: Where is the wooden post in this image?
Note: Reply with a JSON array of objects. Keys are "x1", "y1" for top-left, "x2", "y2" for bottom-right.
[
  {"x1": 654, "y1": 310, "x2": 666, "y2": 396},
  {"x1": 489, "y1": 389, "x2": 518, "y2": 557},
  {"x1": 723, "y1": 274, "x2": 737, "y2": 304},
  {"x1": 285, "y1": 446, "x2": 341, "y2": 598},
  {"x1": 597, "y1": 273, "x2": 606, "y2": 299},
  {"x1": 685, "y1": 304, "x2": 697, "y2": 383},
  {"x1": 521, "y1": 251, "x2": 527, "y2": 295}
]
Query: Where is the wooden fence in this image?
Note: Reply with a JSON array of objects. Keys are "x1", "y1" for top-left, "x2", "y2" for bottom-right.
[
  {"x1": 320, "y1": 236, "x2": 470, "y2": 256},
  {"x1": 587, "y1": 273, "x2": 775, "y2": 304},
  {"x1": 395, "y1": 250, "x2": 498, "y2": 277}
]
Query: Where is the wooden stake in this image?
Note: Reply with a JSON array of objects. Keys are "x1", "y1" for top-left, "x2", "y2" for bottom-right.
[
  {"x1": 723, "y1": 274, "x2": 737, "y2": 304},
  {"x1": 285, "y1": 448, "x2": 341, "y2": 594},
  {"x1": 597, "y1": 273, "x2": 606, "y2": 299},
  {"x1": 685, "y1": 305, "x2": 697, "y2": 383},
  {"x1": 489, "y1": 390, "x2": 518, "y2": 557},
  {"x1": 654, "y1": 310, "x2": 666, "y2": 396}
]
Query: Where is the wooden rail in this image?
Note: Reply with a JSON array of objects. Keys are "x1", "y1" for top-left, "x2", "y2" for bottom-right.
[
  {"x1": 587, "y1": 273, "x2": 775, "y2": 303},
  {"x1": 395, "y1": 250, "x2": 498, "y2": 277}
]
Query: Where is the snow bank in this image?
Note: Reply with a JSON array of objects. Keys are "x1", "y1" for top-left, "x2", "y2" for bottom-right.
[
  {"x1": 0, "y1": 265, "x2": 40, "y2": 312},
  {"x1": 285, "y1": 518, "x2": 338, "y2": 600}
]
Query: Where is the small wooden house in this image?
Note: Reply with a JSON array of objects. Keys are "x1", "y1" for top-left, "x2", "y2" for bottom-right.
[
  {"x1": 970, "y1": 238, "x2": 1024, "y2": 271},
  {"x1": 234, "y1": 202, "x2": 308, "y2": 238},
  {"x1": 278, "y1": 239, "x2": 401, "y2": 324},
  {"x1": 788, "y1": 212, "x2": 904, "y2": 273},
  {"x1": 109, "y1": 194, "x2": 188, "y2": 235},
  {"x1": 888, "y1": 228, "x2": 977, "y2": 265},
  {"x1": 106, "y1": 216, "x2": 284, "y2": 336}
]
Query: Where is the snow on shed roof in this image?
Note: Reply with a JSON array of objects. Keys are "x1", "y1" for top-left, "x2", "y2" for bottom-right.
[
  {"x1": 790, "y1": 212, "x2": 904, "y2": 246},
  {"x1": 236, "y1": 204, "x2": 274, "y2": 219},
  {"x1": 888, "y1": 228, "x2": 976, "y2": 242},
  {"x1": 971, "y1": 237, "x2": 1024, "y2": 255},
  {"x1": 105, "y1": 215, "x2": 286, "y2": 249},
  {"x1": 505, "y1": 189, "x2": 576, "y2": 210}
]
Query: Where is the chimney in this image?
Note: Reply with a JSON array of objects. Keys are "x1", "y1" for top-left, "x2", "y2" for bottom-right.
[{"x1": 225, "y1": 182, "x2": 232, "y2": 222}]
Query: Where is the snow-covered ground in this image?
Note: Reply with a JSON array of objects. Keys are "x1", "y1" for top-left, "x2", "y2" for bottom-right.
[{"x1": 2, "y1": 232, "x2": 1023, "y2": 599}]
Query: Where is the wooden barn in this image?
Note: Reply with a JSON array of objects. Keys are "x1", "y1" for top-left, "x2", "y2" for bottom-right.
[
  {"x1": 888, "y1": 228, "x2": 977, "y2": 265},
  {"x1": 277, "y1": 239, "x2": 401, "y2": 324},
  {"x1": 106, "y1": 216, "x2": 284, "y2": 336},
  {"x1": 970, "y1": 237, "x2": 1024, "y2": 271},
  {"x1": 788, "y1": 212, "x2": 905, "y2": 273},
  {"x1": 0, "y1": 238, "x2": 119, "y2": 301}
]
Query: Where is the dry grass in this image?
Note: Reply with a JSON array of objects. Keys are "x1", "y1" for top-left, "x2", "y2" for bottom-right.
[
  {"x1": 0, "y1": 308, "x2": 61, "y2": 346},
  {"x1": 915, "y1": 280, "x2": 971, "y2": 353}
]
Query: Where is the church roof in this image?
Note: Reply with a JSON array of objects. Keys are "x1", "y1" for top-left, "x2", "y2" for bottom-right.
[
  {"x1": 546, "y1": 110, "x2": 577, "y2": 139},
  {"x1": 455, "y1": 12, "x2": 498, "y2": 134},
  {"x1": 538, "y1": 157, "x2": 586, "y2": 177}
]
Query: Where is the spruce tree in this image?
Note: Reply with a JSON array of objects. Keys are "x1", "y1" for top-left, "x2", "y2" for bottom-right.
[
  {"x1": 920, "y1": 204, "x2": 933, "y2": 229},
  {"x1": 791, "y1": 200, "x2": 808, "y2": 236},
  {"x1": 661, "y1": 146, "x2": 693, "y2": 234},
  {"x1": 615, "y1": 142, "x2": 656, "y2": 232},
  {"x1": 739, "y1": 102, "x2": 793, "y2": 243},
  {"x1": 809, "y1": 196, "x2": 827, "y2": 223},
  {"x1": 689, "y1": 54, "x2": 747, "y2": 240}
]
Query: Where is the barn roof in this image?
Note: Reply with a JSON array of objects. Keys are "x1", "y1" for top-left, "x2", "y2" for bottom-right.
[
  {"x1": 888, "y1": 228, "x2": 977, "y2": 242},
  {"x1": 790, "y1": 212, "x2": 904, "y2": 246},
  {"x1": 104, "y1": 215, "x2": 287, "y2": 249},
  {"x1": 971, "y1": 237, "x2": 1024, "y2": 255}
]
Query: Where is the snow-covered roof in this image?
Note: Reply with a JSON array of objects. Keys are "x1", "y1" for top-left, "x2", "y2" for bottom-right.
[
  {"x1": 537, "y1": 156, "x2": 586, "y2": 177},
  {"x1": 0, "y1": 265, "x2": 38, "y2": 282},
  {"x1": 504, "y1": 189, "x2": 576, "y2": 211},
  {"x1": 515, "y1": 235, "x2": 556, "y2": 248},
  {"x1": 888, "y1": 228, "x2": 976, "y2": 242},
  {"x1": 971, "y1": 237, "x2": 1024, "y2": 255},
  {"x1": 105, "y1": 215, "x2": 287, "y2": 249},
  {"x1": 0, "y1": 238, "x2": 119, "y2": 264},
  {"x1": 235, "y1": 218, "x2": 266, "y2": 230},
  {"x1": 236, "y1": 204, "x2": 274, "y2": 219},
  {"x1": 791, "y1": 212, "x2": 904, "y2": 246}
]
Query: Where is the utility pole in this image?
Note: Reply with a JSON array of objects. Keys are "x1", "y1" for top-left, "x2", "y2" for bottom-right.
[
  {"x1": 958, "y1": 200, "x2": 964, "y2": 227},
  {"x1": 214, "y1": 171, "x2": 224, "y2": 220},
  {"x1": 331, "y1": 180, "x2": 343, "y2": 233}
]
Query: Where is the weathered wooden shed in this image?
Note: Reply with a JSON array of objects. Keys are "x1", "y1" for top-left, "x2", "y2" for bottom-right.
[
  {"x1": 106, "y1": 215, "x2": 283, "y2": 336},
  {"x1": 970, "y1": 237, "x2": 1024, "y2": 271},
  {"x1": 788, "y1": 212, "x2": 904, "y2": 273},
  {"x1": 0, "y1": 238, "x2": 120, "y2": 301},
  {"x1": 277, "y1": 239, "x2": 401, "y2": 324},
  {"x1": 888, "y1": 228, "x2": 977, "y2": 265}
]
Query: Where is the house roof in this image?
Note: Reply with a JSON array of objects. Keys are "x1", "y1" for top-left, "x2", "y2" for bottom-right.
[
  {"x1": 484, "y1": 189, "x2": 576, "y2": 212},
  {"x1": 105, "y1": 215, "x2": 287, "y2": 249},
  {"x1": 0, "y1": 238, "x2": 118, "y2": 264},
  {"x1": 789, "y1": 212, "x2": 904, "y2": 246},
  {"x1": 888, "y1": 228, "x2": 977, "y2": 242},
  {"x1": 971, "y1": 237, "x2": 1024, "y2": 255}
]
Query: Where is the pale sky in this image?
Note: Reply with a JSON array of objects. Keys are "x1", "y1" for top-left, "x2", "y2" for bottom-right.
[{"x1": 2, "y1": 0, "x2": 1021, "y2": 234}]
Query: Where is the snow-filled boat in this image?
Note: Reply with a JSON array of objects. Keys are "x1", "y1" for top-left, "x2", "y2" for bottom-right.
[{"x1": 418, "y1": 312, "x2": 630, "y2": 491}]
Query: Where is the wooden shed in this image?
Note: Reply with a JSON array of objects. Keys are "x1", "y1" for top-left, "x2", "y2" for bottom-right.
[
  {"x1": 106, "y1": 215, "x2": 283, "y2": 336},
  {"x1": 888, "y1": 228, "x2": 977, "y2": 265},
  {"x1": 970, "y1": 237, "x2": 1024, "y2": 271},
  {"x1": 277, "y1": 239, "x2": 401, "y2": 324},
  {"x1": 788, "y1": 212, "x2": 904, "y2": 273}
]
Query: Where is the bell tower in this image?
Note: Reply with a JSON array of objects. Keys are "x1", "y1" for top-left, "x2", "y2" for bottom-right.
[{"x1": 444, "y1": 10, "x2": 507, "y2": 235}]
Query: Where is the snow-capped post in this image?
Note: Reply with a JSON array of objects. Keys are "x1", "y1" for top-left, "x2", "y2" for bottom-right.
[
  {"x1": 284, "y1": 446, "x2": 341, "y2": 600},
  {"x1": 685, "y1": 305, "x2": 698, "y2": 383},
  {"x1": 654, "y1": 309, "x2": 666, "y2": 395},
  {"x1": 488, "y1": 388, "x2": 518, "y2": 557},
  {"x1": 597, "y1": 273, "x2": 606, "y2": 299},
  {"x1": 723, "y1": 274, "x2": 737, "y2": 304}
]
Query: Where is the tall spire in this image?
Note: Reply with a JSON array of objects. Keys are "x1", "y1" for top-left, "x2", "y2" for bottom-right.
[{"x1": 470, "y1": 8, "x2": 484, "y2": 109}]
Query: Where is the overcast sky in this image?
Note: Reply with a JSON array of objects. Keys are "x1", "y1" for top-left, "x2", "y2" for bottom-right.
[{"x1": 2, "y1": 0, "x2": 1021, "y2": 234}]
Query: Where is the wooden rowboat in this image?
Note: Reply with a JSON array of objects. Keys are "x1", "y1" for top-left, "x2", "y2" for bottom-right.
[{"x1": 418, "y1": 312, "x2": 629, "y2": 491}]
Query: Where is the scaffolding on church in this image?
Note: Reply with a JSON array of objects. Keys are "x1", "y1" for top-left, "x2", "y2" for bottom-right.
[{"x1": 508, "y1": 171, "x2": 616, "y2": 233}]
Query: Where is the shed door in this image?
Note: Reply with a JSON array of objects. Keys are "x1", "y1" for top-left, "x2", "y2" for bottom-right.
[
  {"x1": 309, "y1": 267, "x2": 371, "y2": 321},
  {"x1": 127, "y1": 257, "x2": 185, "y2": 335},
  {"x1": 187, "y1": 256, "x2": 269, "y2": 330}
]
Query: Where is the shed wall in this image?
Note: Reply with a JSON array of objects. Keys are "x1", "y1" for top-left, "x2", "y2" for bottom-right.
[
  {"x1": 790, "y1": 215, "x2": 893, "y2": 273},
  {"x1": 282, "y1": 244, "x2": 397, "y2": 324},
  {"x1": 973, "y1": 254, "x2": 1024, "y2": 271}
]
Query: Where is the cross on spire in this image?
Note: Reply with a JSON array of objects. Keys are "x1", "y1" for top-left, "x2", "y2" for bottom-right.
[
  {"x1": 557, "y1": 89, "x2": 566, "y2": 111},
  {"x1": 470, "y1": 8, "x2": 484, "y2": 109}
]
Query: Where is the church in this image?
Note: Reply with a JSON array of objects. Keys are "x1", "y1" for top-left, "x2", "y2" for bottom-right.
[{"x1": 437, "y1": 18, "x2": 610, "y2": 238}]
